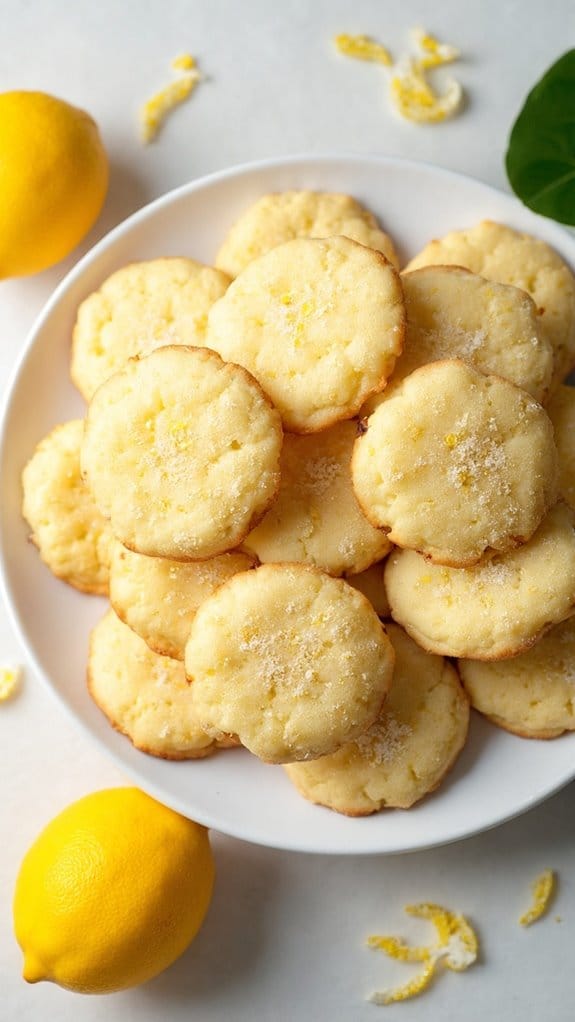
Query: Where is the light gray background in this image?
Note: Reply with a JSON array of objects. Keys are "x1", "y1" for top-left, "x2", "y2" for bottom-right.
[{"x1": 1, "y1": 2, "x2": 574, "y2": 1019}]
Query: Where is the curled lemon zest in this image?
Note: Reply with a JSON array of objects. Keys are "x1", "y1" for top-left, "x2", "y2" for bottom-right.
[
  {"x1": 411, "y1": 27, "x2": 460, "y2": 68},
  {"x1": 368, "y1": 958, "x2": 436, "y2": 1005},
  {"x1": 139, "y1": 55, "x2": 201, "y2": 143},
  {"x1": 520, "y1": 870, "x2": 555, "y2": 927},
  {"x1": 0, "y1": 664, "x2": 22, "y2": 701},
  {"x1": 334, "y1": 33, "x2": 392, "y2": 66},
  {"x1": 368, "y1": 902, "x2": 478, "y2": 1004},
  {"x1": 390, "y1": 58, "x2": 462, "y2": 123}
]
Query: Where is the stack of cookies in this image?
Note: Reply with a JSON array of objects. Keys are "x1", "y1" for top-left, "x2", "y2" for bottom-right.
[{"x1": 21, "y1": 189, "x2": 575, "y2": 818}]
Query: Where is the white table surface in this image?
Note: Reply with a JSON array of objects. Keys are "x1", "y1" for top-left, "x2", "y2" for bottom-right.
[{"x1": 1, "y1": 1, "x2": 574, "y2": 1019}]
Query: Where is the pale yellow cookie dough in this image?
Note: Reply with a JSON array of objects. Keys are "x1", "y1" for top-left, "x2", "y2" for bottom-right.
[
  {"x1": 110, "y1": 541, "x2": 256, "y2": 660},
  {"x1": 353, "y1": 360, "x2": 558, "y2": 566},
  {"x1": 384, "y1": 502, "x2": 575, "y2": 660},
  {"x1": 405, "y1": 220, "x2": 575, "y2": 390},
  {"x1": 215, "y1": 190, "x2": 399, "y2": 277},
  {"x1": 284, "y1": 623, "x2": 469, "y2": 814},
  {"x1": 547, "y1": 385, "x2": 575, "y2": 510},
  {"x1": 81, "y1": 345, "x2": 283, "y2": 561},
  {"x1": 243, "y1": 421, "x2": 391, "y2": 576},
  {"x1": 206, "y1": 236, "x2": 405, "y2": 433},
  {"x1": 459, "y1": 616, "x2": 575, "y2": 738},
  {"x1": 71, "y1": 257, "x2": 231, "y2": 400},
  {"x1": 88, "y1": 609, "x2": 228, "y2": 759},
  {"x1": 395, "y1": 266, "x2": 553, "y2": 402},
  {"x1": 184, "y1": 563, "x2": 395, "y2": 763},
  {"x1": 22, "y1": 419, "x2": 112, "y2": 595}
]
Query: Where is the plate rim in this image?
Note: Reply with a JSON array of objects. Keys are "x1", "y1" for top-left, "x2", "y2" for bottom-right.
[{"x1": 2, "y1": 151, "x2": 574, "y2": 855}]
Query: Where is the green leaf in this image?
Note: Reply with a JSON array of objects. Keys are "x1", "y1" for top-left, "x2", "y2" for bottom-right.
[{"x1": 505, "y1": 49, "x2": 575, "y2": 225}]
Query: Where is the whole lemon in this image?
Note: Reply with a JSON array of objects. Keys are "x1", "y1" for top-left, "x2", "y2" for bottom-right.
[
  {"x1": 13, "y1": 787, "x2": 215, "y2": 994},
  {"x1": 0, "y1": 90, "x2": 108, "y2": 278}
]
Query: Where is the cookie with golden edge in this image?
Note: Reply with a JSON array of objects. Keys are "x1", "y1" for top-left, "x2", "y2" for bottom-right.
[
  {"x1": 243, "y1": 421, "x2": 391, "y2": 576},
  {"x1": 284, "y1": 623, "x2": 469, "y2": 815},
  {"x1": 459, "y1": 617, "x2": 575, "y2": 739},
  {"x1": 353, "y1": 360, "x2": 558, "y2": 566},
  {"x1": 392, "y1": 266, "x2": 552, "y2": 402},
  {"x1": 109, "y1": 540, "x2": 256, "y2": 660},
  {"x1": 346, "y1": 560, "x2": 391, "y2": 618},
  {"x1": 184, "y1": 563, "x2": 395, "y2": 764},
  {"x1": 71, "y1": 257, "x2": 231, "y2": 401},
  {"x1": 206, "y1": 235, "x2": 405, "y2": 433},
  {"x1": 547, "y1": 385, "x2": 575, "y2": 510},
  {"x1": 384, "y1": 502, "x2": 575, "y2": 661},
  {"x1": 81, "y1": 345, "x2": 283, "y2": 561},
  {"x1": 214, "y1": 190, "x2": 399, "y2": 278},
  {"x1": 22, "y1": 419, "x2": 112, "y2": 595},
  {"x1": 405, "y1": 220, "x2": 575, "y2": 390},
  {"x1": 88, "y1": 608, "x2": 233, "y2": 759}
]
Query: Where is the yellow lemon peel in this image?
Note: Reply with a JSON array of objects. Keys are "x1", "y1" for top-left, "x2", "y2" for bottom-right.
[
  {"x1": 390, "y1": 58, "x2": 462, "y2": 124},
  {"x1": 140, "y1": 54, "x2": 201, "y2": 143},
  {"x1": 367, "y1": 902, "x2": 478, "y2": 1005},
  {"x1": 334, "y1": 25, "x2": 463, "y2": 124},
  {"x1": 520, "y1": 870, "x2": 555, "y2": 927},
  {"x1": 411, "y1": 27, "x2": 460, "y2": 69},
  {"x1": 334, "y1": 34, "x2": 392, "y2": 67},
  {"x1": 0, "y1": 664, "x2": 22, "y2": 701},
  {"x1": 171, "y1": 53, "x2": 196, "y2": 71}
]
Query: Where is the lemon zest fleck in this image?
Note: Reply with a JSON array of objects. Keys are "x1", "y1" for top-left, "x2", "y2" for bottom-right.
[
  {"x1": 171, "y1": 53, "x2": 196, "y2": 71},
  {"x1": 334, "y1": 33, "x2": 392, "y2": 66},
  {"x1": 0, "y1": 664, "x2": 22, "y2": 701},
  {"x1": 520, "y1": 870, "x2": 555, "y2": 927},
  {"x1": 368, "y1": 902, "x2": 478, "y2": 1004},
  {"x1": 140, "y1": 55, "x2": 201, "y2": 143}
]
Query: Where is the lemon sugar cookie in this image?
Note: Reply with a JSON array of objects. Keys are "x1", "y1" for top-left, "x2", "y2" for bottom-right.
[
  {"x1": 459, "y1": 617, "x2": 575, "y2": 739},
  {"x1": 547, "y1": 385, "x2": 575, "y2": 510},
  {"x1": 384, "y1": 502, "x2": 575, "y2": 660},
  {"x1": 214, "y1": 190, "x2": 399, "y2": 277},
  {"x1": 88, "y1": 609, "x2": 229, "y2": 760},
  {"x1": 206, "y1": 235, "x2": 405, "y2": 433},
  {"x1": 346, "y1": 560, "x2": 391, "y2": 618},
  {"x1": 243, "y1": 421, "x2": 391, "y2": 576},
  {"x1": 81, "y1": 345, "x2": 283, "y2": 561},
  {"x1": 394, "y1": 266, "x2": 553, "y2": 403},
  {"x1": 405, "y1": 220, "x2": 575, "y2": 389},
  {"x1": 353, "y1": 360, "x2": 558, "y2": 566},
  {"x1": 284, "y1": 623, "x2": 469, "y2": 815},
  {"x1": 71, "y1": 257, "x2": 231, "y2": 400},
  {"x1": 22, "y1": 419, "x2": 112, "y2": 595},
  {"x1": 109, "y1": 541, "x2": 256, "y2": 660},
  {"x1": 184, "y1": 563, "x2": 395, "y2": 763}
]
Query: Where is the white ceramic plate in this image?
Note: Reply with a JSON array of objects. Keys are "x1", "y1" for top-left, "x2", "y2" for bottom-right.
[{"x1": 2, "y1": 154, "x2": 574, "y2": 855}]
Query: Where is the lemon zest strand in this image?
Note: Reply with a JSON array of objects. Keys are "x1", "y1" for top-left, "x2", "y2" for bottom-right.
[
  {"x1": 0, "y1": 664, "x2": 22, "y2": 701},
  {"x1": 334, "y1": 33, "x2": 392, "y2": 66},
  {"x1": 368, "y1": 902, "x2": 478, "y2": 1004},
  {"x1": 411, "y1": 27, "x2": 460, "y2": 68},
  {"x1": 390, "y1": 58, "x2": 462, "y2": 124},
  {"x1": 368, "y1": 958, "x2": 437, "y2": 1005},
  {"x1": 520, "y1": 870, "x2": 555, "y2": 927},
  {"x1": 139, "y1": 54, "x2": 201, "y2": 143}
]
